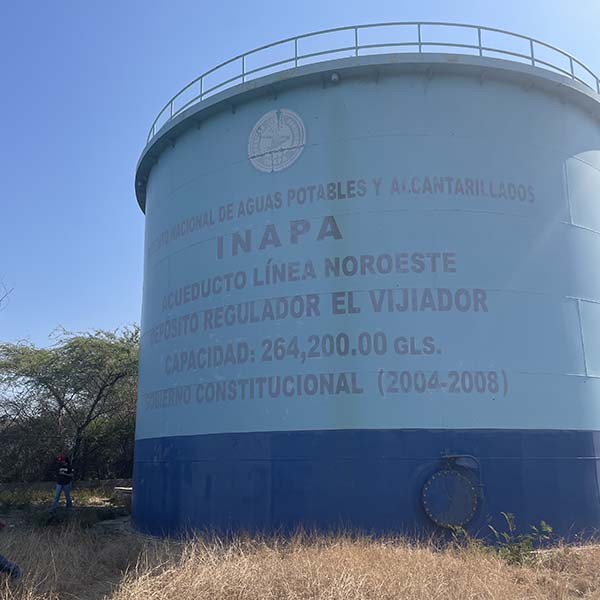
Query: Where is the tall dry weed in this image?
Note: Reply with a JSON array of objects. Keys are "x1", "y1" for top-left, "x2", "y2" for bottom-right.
[
  {"x1": 3, "y1": 528, "x2": 600, "y2": 599},
  {"x1": 110, "y1": 532, "x2": 600, "y2": 600}
]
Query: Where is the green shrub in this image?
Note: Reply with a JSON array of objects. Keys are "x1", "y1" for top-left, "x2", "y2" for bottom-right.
[{"x1": 489, "y1": 512, "x2": 552, "y2": 565}]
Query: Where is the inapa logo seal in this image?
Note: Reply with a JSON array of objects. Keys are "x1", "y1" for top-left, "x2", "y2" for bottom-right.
[{"x1": 248, "y1": 109, "x2": 306, "y2": 173}]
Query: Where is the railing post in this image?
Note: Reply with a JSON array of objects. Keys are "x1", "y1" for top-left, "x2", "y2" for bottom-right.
[
  {"x1": 597, "y1": 78, "x2": 600, "y2": 94},
  {"x1": 417, "y1": 23, "x2": 422, "y2": 53},
  {"x1": 569, "y1": 56, "x2": 574, "y2": 77},
  {"x1": 354, "y1": 27, "x2": 359, "y2": 56},
  {"x1": 477, "y1": 27, "x2": 483, "y2": 57},
  {"x1": 200, "y1": 76, "x2": 203, "y2": 100},
  {"x1": 170, "y1": 101, "x2": 173, "y2": 118},
  {"x1": 294, "y1": 38, "x2": 298, "y2": 67},
  {"x1": 530, "y1": 39, "x2": 535, "y2": 66},
  {"x1": 242, "y1": 55, "x2": 245, "y2": 83}
]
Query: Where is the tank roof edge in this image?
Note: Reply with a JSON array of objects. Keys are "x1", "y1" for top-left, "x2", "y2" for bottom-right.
[{"x1": 135, "y1": 52, "x2": 600, "y2": 213}]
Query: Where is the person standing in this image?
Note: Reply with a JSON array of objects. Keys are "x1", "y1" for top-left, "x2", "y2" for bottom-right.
[
  {"x1": 50, "y1": 455, "x2": 74, "y2": 511},
  {"x1": 0, "y1": 521, "x2": 21, "y2": 579}
]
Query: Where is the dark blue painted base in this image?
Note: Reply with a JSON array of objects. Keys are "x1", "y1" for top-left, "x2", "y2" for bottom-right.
[{"x1": 132, "y1": 429, "x2": 600, "y2": 539}]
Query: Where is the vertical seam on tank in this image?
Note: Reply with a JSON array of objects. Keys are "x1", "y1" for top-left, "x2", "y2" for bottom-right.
[
  {"x1": 563, "y1": 161, "x2": 574, "y2": 224},
  {"x1": 566, "y1": 161, "x2": 588, "y2": 376},
  {"x1": 576, "y1": 299, "x2": 589, "y2": 376}
]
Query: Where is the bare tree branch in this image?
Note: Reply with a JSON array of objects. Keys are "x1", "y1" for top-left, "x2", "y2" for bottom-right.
[{"x1": 0, "y1": 281, "x2": 13, "y2": 311}]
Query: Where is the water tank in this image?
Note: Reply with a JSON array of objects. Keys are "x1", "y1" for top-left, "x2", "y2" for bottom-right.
[{"x1": 133, "y1": 23, "x2": 600, "y2": 537}]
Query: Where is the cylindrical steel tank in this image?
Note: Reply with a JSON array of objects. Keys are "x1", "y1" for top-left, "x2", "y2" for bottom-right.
[{"x1": 133, "y1": 23, "x2": 600, "y2": 537}]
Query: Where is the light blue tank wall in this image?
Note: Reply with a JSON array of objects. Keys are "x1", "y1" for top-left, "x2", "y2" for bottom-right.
[{"x1": 134, "y1": 55, "x2": 600, "y2": 536}]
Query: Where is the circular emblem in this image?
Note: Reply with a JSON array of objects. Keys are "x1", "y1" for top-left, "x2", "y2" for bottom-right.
[{"x1": 248, "y1": 109, "x2": 306, "y2": 173}]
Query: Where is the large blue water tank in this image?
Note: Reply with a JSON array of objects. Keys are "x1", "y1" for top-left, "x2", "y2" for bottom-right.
[{"x1": 133, "y1": 25, "x2": 600, "y2": 537}]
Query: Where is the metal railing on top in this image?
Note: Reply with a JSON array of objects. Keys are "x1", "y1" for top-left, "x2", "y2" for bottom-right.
[{"x1": 146, "y1": 21, "x2": 600, "y2": 143}]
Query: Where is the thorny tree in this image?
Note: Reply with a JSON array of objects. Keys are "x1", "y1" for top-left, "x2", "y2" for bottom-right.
[{"x1": 0, "y1": 327, "x2": 139, "y2": 469}]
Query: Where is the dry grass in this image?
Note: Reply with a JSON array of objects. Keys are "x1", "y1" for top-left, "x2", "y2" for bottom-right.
[
  {"x1": 0, "y1": 525, "x2": 147, "y2": 600},
  {"x1": 3, "y1": 527, "x2": 600, "y2": 600},
  {"x1": 0, "y1": 485, "x2": 125, "y2": 510}
]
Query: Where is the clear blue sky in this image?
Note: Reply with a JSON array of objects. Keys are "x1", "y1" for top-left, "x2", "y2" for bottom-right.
[{"x1": 1, "y1": 0, "x2": 599, "y2": 346}]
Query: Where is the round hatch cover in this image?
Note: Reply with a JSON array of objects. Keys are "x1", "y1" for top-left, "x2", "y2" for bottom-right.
[{"x1": 422, "y1": 470, "x2": 478, "y2": 528}]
